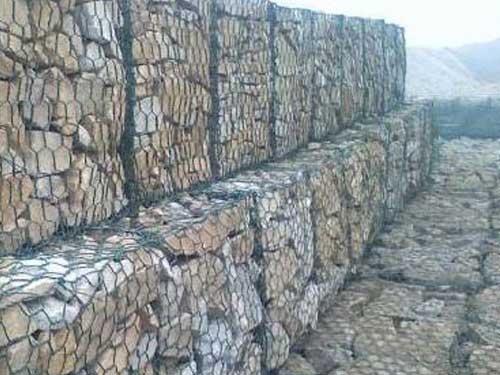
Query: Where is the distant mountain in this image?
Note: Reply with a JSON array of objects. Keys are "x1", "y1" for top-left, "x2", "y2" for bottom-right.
[
  {"x1": 406, "y1": 39, "x2": 500, "y2": 100},
  {"x1": 452, "y1": 39, "x2": 500, "y2": 84}
]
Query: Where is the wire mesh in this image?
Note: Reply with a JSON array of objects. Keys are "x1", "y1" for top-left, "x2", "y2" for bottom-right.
[
  {"x1": 310, "y1": 13, "x2": 344, "y2": 140},
  {"x1": 125, "y1": 0, "x2": 213, "y2": 204},
  {"x1": 270, "y1": 6, "x2": 313, "y2": 157},
  {"x1": 0, "y1": 104, "x2": 434, "y2": 374},
  {"x1": 341, "y1": 17, "x2": 366, "y2": 127},
  {"x1": 0, "y1": 0, "x2": 128, "y2": 253},
  {"x1": 363, "y1": 19, "x2": 387, "y2": 117},
  {"x1": 0, "y1": 0, "x2": 421, "y2": 374}
]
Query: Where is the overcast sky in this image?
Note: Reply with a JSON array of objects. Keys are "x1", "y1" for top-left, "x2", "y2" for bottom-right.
[{"x1": 274, "y1": 0, "x2": 500, "y2": 48}]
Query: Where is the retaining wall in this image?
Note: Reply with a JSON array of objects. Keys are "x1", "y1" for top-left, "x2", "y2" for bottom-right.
[
  {"x1": 1, "y1": 0, "x2": 406, "y2": 254},
  {"x1": 0, "y1": 104, "x2": 434, "y2": 374},
  {"x1": 0, "y1": 0, "x2": 422, "y2": 374}
]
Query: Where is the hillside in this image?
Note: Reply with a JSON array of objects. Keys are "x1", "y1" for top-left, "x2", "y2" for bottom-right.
[
  {"x1": 406, "y1": 39, "x2": 500, "y2": 100},
  {"x1": 453, "y1": 39, "x2": 500, "y2": 83}
]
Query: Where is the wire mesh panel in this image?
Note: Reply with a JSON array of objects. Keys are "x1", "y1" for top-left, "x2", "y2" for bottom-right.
[
  {"x1": 119, "y1": 188, "x2": 263, "y2": 374},
  {"x1": 310, "y1": 13, "x2": 344, "y2": 139},
  {"x1": 0, "y1": 231, "x2": 165, "y2": 374},
  {"x1": 270, "y1": 5, "x2": 313, "y2": 157},
  {"x1": 0, "y1": 1, "x2": 418, "y2": 373},
  {"x1": 216, "y1": 163, "x2": 318, "y2": 371},
  {"x1": 338, "y1": 131, "x2": 387, "y2": 263},
  {"x1": 383, "y1": 24, "x2": 400, "y2": 112},
  {"x1": 395, "y1": 26, "x2": 407, "y2": 103},
  {"x1": 125, "y1": 0, "x2": 213, "y2": 202},
  {"x1": 383, "y1": 24, "x2": 407, "y2": 111},
  {"x1": 304, "y1": 146, "x2": 351, "y2": 300},
  {"x1": 211, "y1": 0, "x2": 272, "y2": 178},
  {"x1": 403, "y1": 104, "x2": 434, "y2": 197},
  {"x1": 0, "y1": 0, "x2": 127, "y2": 254},
  {"x1": 363, "y1": 19, "x2": 387, "y2": 117},
  {"x1": 0, "y1": 104, "x2": 434, "y2": 375},
  {"x1": 341, "y1": 17, "x2": 366, "y2": 126},
  {"x1": 380, "y1": 114, "x2": 409, "y2": 223}
]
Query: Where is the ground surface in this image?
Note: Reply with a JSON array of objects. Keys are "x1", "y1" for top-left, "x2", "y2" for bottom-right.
[{"x1": 280, "y1": 138, "x2": 500, "y2": 375}]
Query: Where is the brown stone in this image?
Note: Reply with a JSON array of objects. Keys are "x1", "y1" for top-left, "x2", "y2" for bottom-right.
[{"x1": 37, "y1": 328, "x2": 78, "y2": 375}]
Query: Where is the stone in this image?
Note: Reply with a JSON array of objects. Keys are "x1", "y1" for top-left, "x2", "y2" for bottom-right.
[
  {"x1": 94, "y1": 315, "x2": 141, "y2": 374},
  {"x1": 280, "y1": 353, "x2": 318, "y2": 375},
  {"x1": 37, "y1": 328, "x2": 78, "y2": 375},
  {"x1": 76, "y1": 1, "x2": 119, "y2": 44},
  {"x1": 130, "y1": 332, "x2": 158, "y2": 372},
  {"x1": 0, "y1": 337, "x2": 38, "y2": 373},
  {"x1": 197, "y1": 319, "x2": 233, "y2": 374},
  {"x1": 311, "y1": 13, "x2": 343, "y2": 138},
  {"x1": 20, "y1": 100, "x2": 52, "y2": 130},
  {"x1": 34, "y1": 175, "x2": 66, "y2": 200},
  {"x1": 213, "y1": 0, "x2": 272, "y2": 176},
  {"x1": 25, "y1": 297, "x2": 80, "y2": 330},
  {"x1": 0, "y1": 0, "x2": 30, "y2": 38},
  {"x1": 79, "y1": 42, "x2": 107, "y2": 72},
  {"x1": 0, "y1": 275, "x2": 58, "y2": 310},
  {"x1": 0, "y1": 304, "x2": 37, "y2": 348},
  {"x1": 160, "y1": 361, "x2": 198, "y2": 375},
  {"x1": 74, "y1": 125, "x2": 95, "y2": 151},
  {"x1": 31, "y1": 0, "x2": 62, "y2": 37},
  {"x1": 134, "y1": 96, "x2": 162, "y2": 135},
  {"x1": 272, "y1": 6, "x2": 313, "y2": 156},
  {"x1": 158, "y1": 313, "x2": 193, "y2": 359},
  {"x1": 0, "y1": 128, "x2": 7, "y2": 155},
  {"x1": 0, "y1": 51, "x2": 22, "y2": 79},
  {"x1": 264, "y1": 322, "x2": 290, "y2": 370}
]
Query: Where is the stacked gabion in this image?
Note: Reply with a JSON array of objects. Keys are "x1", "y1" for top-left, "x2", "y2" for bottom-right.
[
  {"x1": 0, "y1": 1, "x2": 409, "y2": 255},
  {"x1": 0, "y1": 104, "x2": 434, "y2": 374},
  {"x1": 0, "y1": 0, "x2": 127, "y2": 253},
  {"x1": 0, "y1": 1, "x2": 416, "y2": 373},
  {"x1": 310, "y1": 13, "x2": 344, "y2": 139},
  {"x1": 363, "y1": 19, "x2": 387, "y2": 116},
  {"x1": 271, "y1": 6, "x2": 313, "y2": 156},
  {"x1": 211, "y1": 0, "x2": 272, "y2": 177},
  {"x1": 341, "y1": 17, "x2": 365, "y2": 126},
  {"x1": 126, "y1": 0, "x2": 212, "y2": 199}
]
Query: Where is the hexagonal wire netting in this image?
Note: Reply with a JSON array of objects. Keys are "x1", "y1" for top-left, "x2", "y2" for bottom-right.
[{"x1": 0, "y1": 0, "x2": 412, "y2": 373}]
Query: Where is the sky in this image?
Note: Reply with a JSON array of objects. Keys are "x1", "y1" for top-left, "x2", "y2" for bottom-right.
[{"x1": 274, "y1": 0, "x2": 500, "y2": 48}]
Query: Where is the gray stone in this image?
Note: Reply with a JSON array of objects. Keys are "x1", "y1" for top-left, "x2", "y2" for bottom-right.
[{"x1": 76, "y1": 1, "x2": 119, "y2": 44}]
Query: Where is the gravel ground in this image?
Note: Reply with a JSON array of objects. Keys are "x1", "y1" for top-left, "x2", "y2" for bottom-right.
[{"x1": 280, "y1": 138, "x2": 500, "y2": 375}]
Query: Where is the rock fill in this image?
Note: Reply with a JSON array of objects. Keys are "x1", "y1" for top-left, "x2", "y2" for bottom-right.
[{"x1": 0, "y1": 0, "x2": 421, "y2": 373}]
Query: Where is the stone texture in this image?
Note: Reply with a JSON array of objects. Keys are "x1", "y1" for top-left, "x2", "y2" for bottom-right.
[
  {"x1": 271, "y1": 5, "x2": 313, "y2": 156},
  {"x1": 0, "y1": 2, "x2": 412, "y2": 373},
  {"x1": 127, "y1": 0, "x2": 212, "y2": 198},
  {"x1": 0, "y1": 0, "x2": 127, "y2": 254},
  {"x1": 1, "y1": 0, "x2": 407, "y2": 256},
  {"x1": 341, "y1": 17, "x2": 365, "y2": 125},
  {"x1": 363, "y1": 19, "x2": 386, "y2": 117},
  {"x1": 212, "y1": 0, "x2": 272, "y2": 177},
  {"x1": 0, "y1": 104, "x2": 431, "y2": 374},
  {"x1": 311, "y1": 13, "x2": 344, "y2": 139},
  {"x1": 281, "y1": 138, "x2": 500, "y2": 375}
]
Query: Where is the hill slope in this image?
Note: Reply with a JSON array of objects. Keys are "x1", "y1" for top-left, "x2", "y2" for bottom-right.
[
  {"x1": 406, "y1": 39, "x2": 500, "y2": 100},
  {"x1": 453, "y1": 39, "x2": 500, "y2": 84}
]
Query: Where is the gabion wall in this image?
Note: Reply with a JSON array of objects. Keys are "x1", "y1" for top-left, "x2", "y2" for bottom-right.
[
  {"x1": 0, "y1": 104, "x2": 434, "y2": 374},
  {"x1": 0, "y1": 0, "x2": 416, "y2": 373},
  {"x1": 270, "y1": 6, "x2": 313, "y2": 156},
  {"x1": 0, "y1": 0, "x2": 128, "y2": 252},
  {"x1": 210, "y1": 0, "x2": 273, "y2": 177},
  {"x1": 0, "y1": 0, "x2": 407, "y2": 253},
  {"x1": 341, "y1": 17, "x2": 365, "y2": 126},
  {"x1": 310, "y1": 13, "x2": 344, "y2": 140},
  {"x1": 126, "y1": 0, "x2": 213, "y2": 201}
]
